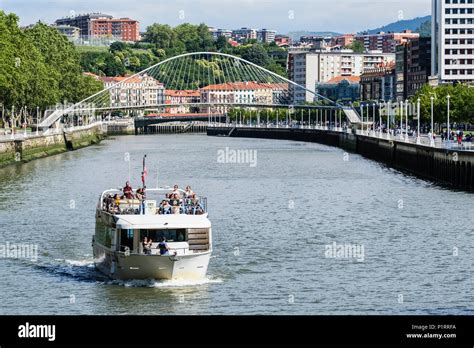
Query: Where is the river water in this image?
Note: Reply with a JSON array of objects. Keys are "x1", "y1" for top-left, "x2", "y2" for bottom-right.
[{"x1": 0, "y1": 134, "x2": 472, "y2": 315}]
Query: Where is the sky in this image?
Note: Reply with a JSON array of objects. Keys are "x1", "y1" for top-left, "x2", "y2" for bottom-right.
[{"x1": 1, "y1": 0, "x2": 431, "y2": 34}]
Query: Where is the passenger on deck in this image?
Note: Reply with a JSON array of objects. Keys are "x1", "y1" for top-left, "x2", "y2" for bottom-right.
[
  {"x1": 136, "y1": 187, "x2": 146, "y2": 214},
  {"x1": 113, "y1": 194, "x2": 121, "y2": 212},
  {"x1": 143, "y1": 237, "x2": 152, "y2": 254},
  {"x1": 170, "y1": 193, "x2": 182, "y2": 214},
  {"x1": 185, "y1": 185, "x2": 194, "y2": 198},
  {"x1": 187, "y1": 194, "x2": 204, "y2": 215},
  {"x1": 171, "y1": 185, "x2": 181, "y2": 198},
  {"x1": 123, "y1": 181, "x2": 133, "y2": 199},
  {"x1": 159, "y1": 200, "x2": 171, "y2": 215},
  {"x1": 158, "y1": 237, "x2": 170, "y2": 256}
]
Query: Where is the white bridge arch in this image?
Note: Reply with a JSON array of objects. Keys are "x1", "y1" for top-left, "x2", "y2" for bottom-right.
[{"x1": 39, "y1": 51, "x2": 359, "y2": 129}]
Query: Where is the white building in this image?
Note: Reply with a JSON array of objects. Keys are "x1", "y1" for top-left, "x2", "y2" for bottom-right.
[
  {"x1": 257, "y1": 29, "x2": 277, "y2": 43},
  {"x1": 208, "y1": 27, "x2": 232, "y2": 40},
  {"x1": 232, "y1": 28, "x2": 257, "y2": 42},
  {"x1": 432, "y1": 0, "x2": 474, "y2": 83},
  {"x1": 288, "y1": 50, "x2": 396, "y2": 103},
  {"x1": 200, "y1": 82, "x2": 287, "y2": 114},
  {"x1": 98, "y1": 74, "x2": 165, "y2": 108}
]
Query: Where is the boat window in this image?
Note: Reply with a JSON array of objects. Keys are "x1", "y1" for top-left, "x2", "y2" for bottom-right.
[
  {"x1": 95, "y1": 223, "x2": 114, "y2": 248},
  {"x1": 139, "y1": 229, "x2": 186, "y2": 243},
  {"x1": 120, "y1": 229, "x2": 134, "y2": 252}
]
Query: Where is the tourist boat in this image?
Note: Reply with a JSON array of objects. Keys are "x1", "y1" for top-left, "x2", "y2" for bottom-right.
[{"x1": 92, "y1": 187, "x2": 212, "y2": 280}]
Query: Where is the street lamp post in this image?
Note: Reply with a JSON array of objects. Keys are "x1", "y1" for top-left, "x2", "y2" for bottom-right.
[
  {"x1": 372, "y1": 103, "x2": 376, "y2": 136},
  {"x1": 339, "y1": 109, "x2": 342, "y2": 132},
  {"x1": 405, "y1": 99, "x2": 409, "y2": 142},
  {"x1": 416, "y1": 98, "x2": 421, "y2": 144},
  {"x1": 430, "y1": 96, "x2": 435, "y2": 147},
  {"x1": 447, "y1": 95, "x2": 451, "y2": 143},
  {"x1": 386, "y1": 100, "x2": 391, "y2": 140},
  {"x1": 24, "y1": 107, "x2": 28, "y2": 137},
  {"x1": 366, "y1": 102, "x2": 369, "y2": 135},
  {"x1": 399, "y1": 100, "x2": 404, "y2": 140},
  {"x1": 379, "y1": 102, "x2": 383, "y2": 138},
  {"x1": 10, "y1": 105, "x2": 15, "y2": 140},
  {"x1": 36, "y1": 106, "x2": 39, "y2": 136}
]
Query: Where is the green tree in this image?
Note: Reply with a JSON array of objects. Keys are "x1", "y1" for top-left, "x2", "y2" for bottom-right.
[
  {"x1": 110, "y1": 41, "x2": 127, "y2": 52},
  {"x1": 216, "y1": 35, "x2": 230, "y2": 51},
  {"x1": 143, "y1": 24, "x2": 176, "y2": 49},
  {"x1": 413, "y1": 83, "x2": 474, "y2": 124},
  {"x1": 241, "y1": 44, "x2": 270, "y2": 67},
  {"x1": 103, "y1": 54, "x2": 126, "y2": 76},
  {"x1": 0, "y1": 12, "x2": 55, "y2": 109},
  {"x1": 346, "y1": 40, "x2": 365, "y2": 53}
]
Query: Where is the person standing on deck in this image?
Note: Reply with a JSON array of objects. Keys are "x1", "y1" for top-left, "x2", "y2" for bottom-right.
[{"x1": 123, "y1": 181, "x2": 133, "y2": 199}]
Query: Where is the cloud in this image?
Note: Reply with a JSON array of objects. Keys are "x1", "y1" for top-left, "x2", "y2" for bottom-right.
[{"x1": 2, "y1": 0, "x2": 431, "y2": 34}]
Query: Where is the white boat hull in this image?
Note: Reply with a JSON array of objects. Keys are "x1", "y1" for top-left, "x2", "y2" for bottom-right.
[{"x1": 93, "y1": 244, "x2": 211, "y2": 280}]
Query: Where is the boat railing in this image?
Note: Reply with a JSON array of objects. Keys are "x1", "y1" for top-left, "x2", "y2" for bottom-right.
[{"x1": 100, "y1": 188, "x2": 207, "y2": 215}]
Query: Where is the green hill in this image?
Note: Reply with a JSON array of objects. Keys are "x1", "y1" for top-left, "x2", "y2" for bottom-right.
[{"x1": 362, "y1": 15, "x2": 431, "y2": 34}]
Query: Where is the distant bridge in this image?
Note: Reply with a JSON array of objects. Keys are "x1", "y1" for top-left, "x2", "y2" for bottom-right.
[
  {"x1": 134, "y1": 114, "x2": 226, "y2": 134},
  {"x1": 38, "y1": 51, "x2": 361, "y2": 130}
]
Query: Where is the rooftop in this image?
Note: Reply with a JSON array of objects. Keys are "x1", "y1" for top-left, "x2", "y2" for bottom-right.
[
  {"x1": 165, "y1": 90, "x2": 201, "y2": 97},
  {"x1": 201, "y1": 82, "x2": 288, "y2": 91},
  {"x1": 326, "y1": 75, "x2": 361, "y2": 84}
]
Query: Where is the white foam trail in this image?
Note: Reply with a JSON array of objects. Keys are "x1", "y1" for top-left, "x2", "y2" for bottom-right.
[
  {"x1": 64, "y1": 259, "x2": 95, "y2": 267},
  {"x1": 110, "y1": 277, "x2": 223, "y2": 288},
  {"x1": 151, "y1": 277, "x2": 223, "y2": 288}
]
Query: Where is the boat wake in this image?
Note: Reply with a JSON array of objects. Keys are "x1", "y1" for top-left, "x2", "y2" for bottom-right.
[
  {"x1": 107, "y1": 277, "x2": 223, "y2": 288},
  {"x1": 33, "y1": 258, "x2": 222, "y2": 287},
  {"x1": 33, "y1": 258, "x2": 108, "y2": 283}
]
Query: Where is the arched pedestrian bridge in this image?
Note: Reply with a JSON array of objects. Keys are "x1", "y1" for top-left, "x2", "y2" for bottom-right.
[{"x1": 38, "y1": 52, "x2": 361, "y2": 130}]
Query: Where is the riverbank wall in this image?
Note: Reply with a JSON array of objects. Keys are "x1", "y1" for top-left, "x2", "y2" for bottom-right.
[
  {"x1": 0, "y1": 124, "x2": 105, "y2": 167},
  {"x1": 207, "y1": 126, "x2": 474, "y2": 192}
]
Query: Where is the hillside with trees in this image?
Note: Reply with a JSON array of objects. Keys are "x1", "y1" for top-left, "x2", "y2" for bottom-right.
[
  {"x1": 77, "y1": 22, "x2": 288, "y2": 80},
  {"x1": 0, "y1": 11, "x2": 103, "y2": 112}
]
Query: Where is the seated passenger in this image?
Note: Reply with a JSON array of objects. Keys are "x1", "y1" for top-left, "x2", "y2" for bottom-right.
[
  {"x1": 185, "y1": 185, "x2": 194, "y2": 198},
  {"x1": 170, "y1": 193, "x2": 182, "y2": 214},
  {"x1": 113, "y1": 194, "x2": 121, "y2": 212},
  {"x1": 158, "y1": 237, "x2": 170, "y2": 256},
  {"x1": 123, "y1": 181, "x2": 133, "y2": 199},
  {"x1": 159, "y1": 200, "x2": 171, "y2": 215}
]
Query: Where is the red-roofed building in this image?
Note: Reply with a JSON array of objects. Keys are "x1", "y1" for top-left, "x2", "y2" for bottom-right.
[
  {"x1": 316, "y1": 75, "x2": 361, "y2": 104},
  {"x1": 165, "y1": 90, "x2": 201, "y2": 114},
  {"x1": 326, "y1": 75, "x2": 361, "y2": 84}
]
